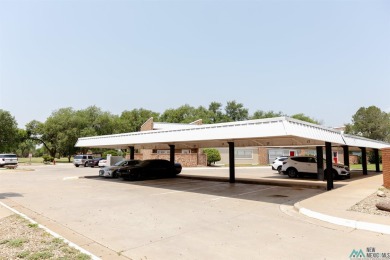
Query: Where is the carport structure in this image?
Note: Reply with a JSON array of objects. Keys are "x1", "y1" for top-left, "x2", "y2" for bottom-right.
[{"x1": 75, "y1": 117, "x2": 390, "y2": 190}]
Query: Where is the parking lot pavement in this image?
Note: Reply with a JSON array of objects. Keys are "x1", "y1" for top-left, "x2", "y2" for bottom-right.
[{"x1": 1, "y1": 164, "x2": 389, "y2": 259}]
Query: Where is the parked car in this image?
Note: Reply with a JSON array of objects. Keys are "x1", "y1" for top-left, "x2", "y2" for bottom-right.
[
  {"x1": 281, "y1": 156, "x2": 350, "y2": 179},
  {"x1": 271, "y1": 156, "x2": 289, "y2": 173},
  {"x1": 99, "y1": 159, "x2": 142, "y2": 178},
  {"x1": 86, "y1": 157, "x2": 104, "y2": 168},
  {"x1": 0, "y1": 154, "x2": 18, "y2": 167},
  {"x1": 119, "y1": 159, "x2": 182, "y2": 181},
  {"x1": 98, "y1": 159, "x2": 108, "y2": 167},
  {"x1": 73, "y1": 154, "x2": 94, "y2": 167}
]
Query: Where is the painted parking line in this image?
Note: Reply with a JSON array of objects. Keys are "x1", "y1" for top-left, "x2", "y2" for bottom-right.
[
  {"x1": 63, "y1": 176, "x2": 80, "y2": 180},
  {"x1": 151, "y1": 183, "x2": 224, "y2": 195},
  {"x1": 210, "y1": 186, "x2": 278, "y2": 201}
]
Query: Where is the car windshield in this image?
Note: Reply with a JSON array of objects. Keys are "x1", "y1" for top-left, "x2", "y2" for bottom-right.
[
  {"x1": 74, "y1": 155, "x2": 83, "y2": 159},
  {"x1": 114, "y1": 160, "x2": 126, "y2": 166},
  {"x1": 0, "y1": 154, "x2": 17, "y2": 158}
]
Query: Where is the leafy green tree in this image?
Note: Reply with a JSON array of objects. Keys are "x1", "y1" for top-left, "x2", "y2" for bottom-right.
[
  {"x1": 208, "y1": 102, "x2": 227, "y2": 123},
  {"x1": 224, "y1": 101, "x2": 249, "y2": 122},
  {"x1": 251, "y1": 110, "x2": 284, "y2": 119},
  {"x1": 291, "y1": 113, "x2": 321, "y2": 125},
  {"x1": 345, "y1": 106, "x2": 390, "y2": 142},
  {"x1": 26, "y1": 106, "x2": 120, "y2": 160},
  {"x1": 119, "y1": 108, "x2": 159, "y2": 132},
  {"x1": 0, "y1": 109, "x2": 19, "y2": 152},
  {"x1": 102, "y1": 149, "x2": 120, "y2": 158},
  {"x1": 203, "y1": 148, "x2": 221, "y2": 166},
  {"x1": 159, "y1": 104, "x2": 198, "y2": 123}
]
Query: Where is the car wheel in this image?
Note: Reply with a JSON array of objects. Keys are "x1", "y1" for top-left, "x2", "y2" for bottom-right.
[
  {"x1": 75, "y1": 164, "x2": 79, "y2": 167},
  {"x1": 112, "y1": 171, "x2": 118, "y2": 178},
  {"x1": 277, "y1": 166, "x2": 282, "y2": 174},
  {"x1": 84, "y1": 162, "x2": 88, "y2": 167},
  {"x1": 287, "y1": 168, "x2": 298, "y2": 178}
]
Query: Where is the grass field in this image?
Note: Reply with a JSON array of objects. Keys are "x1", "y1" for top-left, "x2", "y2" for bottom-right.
[
  {"x1": 18, "y1": 157, "x2": 72, "y2": 164},
  {"x1": 349, "y1": 164, "x2": 382, "y2": 171}
]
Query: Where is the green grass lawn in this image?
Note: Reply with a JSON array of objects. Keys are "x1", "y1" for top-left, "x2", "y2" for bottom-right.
[
  {"x1": 18, "y1": 157, "x2": 72, "y2": 164},
  {"x1": 349, "y1": 164, "x2": 382, "y2": 171}
]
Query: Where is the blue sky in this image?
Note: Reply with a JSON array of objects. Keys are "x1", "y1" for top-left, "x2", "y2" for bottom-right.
[{"x1": 0, "y1": 0, "x2": 389, "y2": 128}]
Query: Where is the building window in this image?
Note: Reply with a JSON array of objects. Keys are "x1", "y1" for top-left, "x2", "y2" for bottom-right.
[
  {"x1": 235, "y1": 149, "x2": 253, "y2": 159},
  {"x1": 156, "y1": 150, "x2": 170, "y2": 154},
  {"x1": 182, "y1": 149, "x2": 191, "y2": 154}
]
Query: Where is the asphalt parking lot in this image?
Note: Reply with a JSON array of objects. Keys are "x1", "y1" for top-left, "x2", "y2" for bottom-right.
[{"x1": 1, "y1": 164, "x2": 388, "y2": 259}]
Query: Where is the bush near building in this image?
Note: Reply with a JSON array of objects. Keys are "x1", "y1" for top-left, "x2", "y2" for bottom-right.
[{"x1": 203, "y1": 148, "x2": 221, "y2": 166}]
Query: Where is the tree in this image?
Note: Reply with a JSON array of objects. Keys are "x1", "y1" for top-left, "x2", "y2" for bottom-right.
[
  {"x1": 0, "y1": 109, "x2": 19, "y2": 152},
  {"x1": 119, "y1": 108, "x2": 159, "y2": 132},
  {"x1": 208, "y1": 102, "x2": 226, "y2": 123},
  {"x1": 290, "y1": 113, "x2": 321, "y2": 125},
  {"x1": 345, "y1": 106, "x2": 390, "y2": 142},
  {"x1": 224, "y1": 101, "x2": 249, "y2": 122},
  {"x1": 159, "y1": 104, "x2": 198, "y2": 123},
  {"x1": 203, "y1": 148, "x2": 221, "y2": 166},
  {"x1": 251, "y1": 110, "x2": 284, "y2": 119}
]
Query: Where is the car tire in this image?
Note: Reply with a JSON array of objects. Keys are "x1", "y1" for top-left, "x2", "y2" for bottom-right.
[
  {"x1": 287, "y1": 168, "x2": 298, "y2": 178},
  {"x1": 75, "y1": 164, "x2": 79, "y2": 167},
  {"x1": 84, "y1": 162, "x2": 88, "y2": 167},
  {"x1": 277, "y1": 166, "x2": 282, "y2": 174}
]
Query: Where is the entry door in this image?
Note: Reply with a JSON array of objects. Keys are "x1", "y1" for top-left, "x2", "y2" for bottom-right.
[{"x1": 289, "y1": 151, "x2": 295, "y2": 156}]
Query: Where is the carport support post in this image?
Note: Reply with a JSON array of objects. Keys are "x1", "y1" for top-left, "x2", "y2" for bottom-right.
[
  {"x1": 129, "y1": 146, "x2": 135, "y2": 160},
  {"x1": 228, "y1": 142, "x2": 235, "y2": 183},
  {"x1": 325, "y1": 142, "x2": 333, "y2": 190},
  {"x1": 316, "y1": 146, "x2": 324, "y2": 180},
  {"x1": 169, "y1": 145, "x2": 175, "y2": 165},
  {"x1": 374, "y1": 149, "x2": 380, "y2": 172},
  {"x1": 342, "y1": 146, "x2": 350, "y2": 169},
  {"x1": 360, "y1": 147, "x2": 368, "y2": 175}
]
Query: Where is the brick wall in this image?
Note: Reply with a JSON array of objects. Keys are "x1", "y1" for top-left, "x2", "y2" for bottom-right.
[
  {"x1": 382, "y1": 148, "x2": 390, "y2": 188},
  {"x1": 258, "y1": 147, "x2": 268, "y2": 165},
  {"x1": 140, "y1": 117, "x2": 154, "y2": 131}
]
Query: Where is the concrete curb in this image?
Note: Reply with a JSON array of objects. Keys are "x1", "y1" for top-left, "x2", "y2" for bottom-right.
[
  {"x1": 0, "y1": 201, "x2": 101, "y2": 260},
  {"x1": 294, "y1": 202, "x2": 390, "y2": 235}
]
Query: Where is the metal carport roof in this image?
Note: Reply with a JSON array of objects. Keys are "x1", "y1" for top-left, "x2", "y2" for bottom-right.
[{"x1": 75, "y1": 117, "x2": 390, "y2": 150}]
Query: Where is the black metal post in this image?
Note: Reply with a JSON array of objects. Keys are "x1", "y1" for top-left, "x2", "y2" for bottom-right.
[
  {"x1": 169, "y1": 145, "x2": 175, "y2": 165},
  {"x1": 374, "y1": 149, "x2": 380, "y2": 172},
  {"x1": 228, "y1": 142, "x2": 235, "y2": 183},
  {"x1": 343, "y1": 145, "x2": 349, "y2": 169},
  {"x1": 360, "y1": 147, "x2": 367, "y2": 175},
  {"x1": 325, "y1": 142, "x2": 333, "y2": 190},
  {"x1": 129, "y1": 146, "x2": 135, "y2": 160},
  {"x1": 316, "y1": 146, "x2": 324, "y2": 180}
]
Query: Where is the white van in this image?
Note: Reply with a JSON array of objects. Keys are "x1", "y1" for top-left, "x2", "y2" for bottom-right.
[
  {"x1": 0, "y1": 154, "x2": 18, "y2": 167},
  {"x1": 73, "y1": 154, "x2": 94, "y2": 167}
]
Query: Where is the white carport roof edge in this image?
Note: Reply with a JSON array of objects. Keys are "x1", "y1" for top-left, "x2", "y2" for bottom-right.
[{"x1": 74, "y1": 117, "x2": 390, "y2": 150}]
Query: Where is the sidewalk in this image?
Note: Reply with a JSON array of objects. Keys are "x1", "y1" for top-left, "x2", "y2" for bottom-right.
[{"x1": 294, "y1": 174, "x2": 390, "y2": 234}]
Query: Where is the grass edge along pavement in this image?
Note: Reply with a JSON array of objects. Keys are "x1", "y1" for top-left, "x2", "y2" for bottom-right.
[{"x1": 0, "y1": 202, "x2": 99, "y2": 260}]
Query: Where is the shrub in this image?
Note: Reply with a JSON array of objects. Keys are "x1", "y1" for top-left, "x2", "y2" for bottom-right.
[
  {"x1": 102, "y1": 150, "x2": 119, "y2": 158},
  {"x1": 368, "y1": 151, "x2": 382, "y2": 164},
  {"x1": 42, "y1": 155, "x2": 54, "y2": 162},
  {"x1": 203, "y1": 148, "x2": 221, "y2": 166}
]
